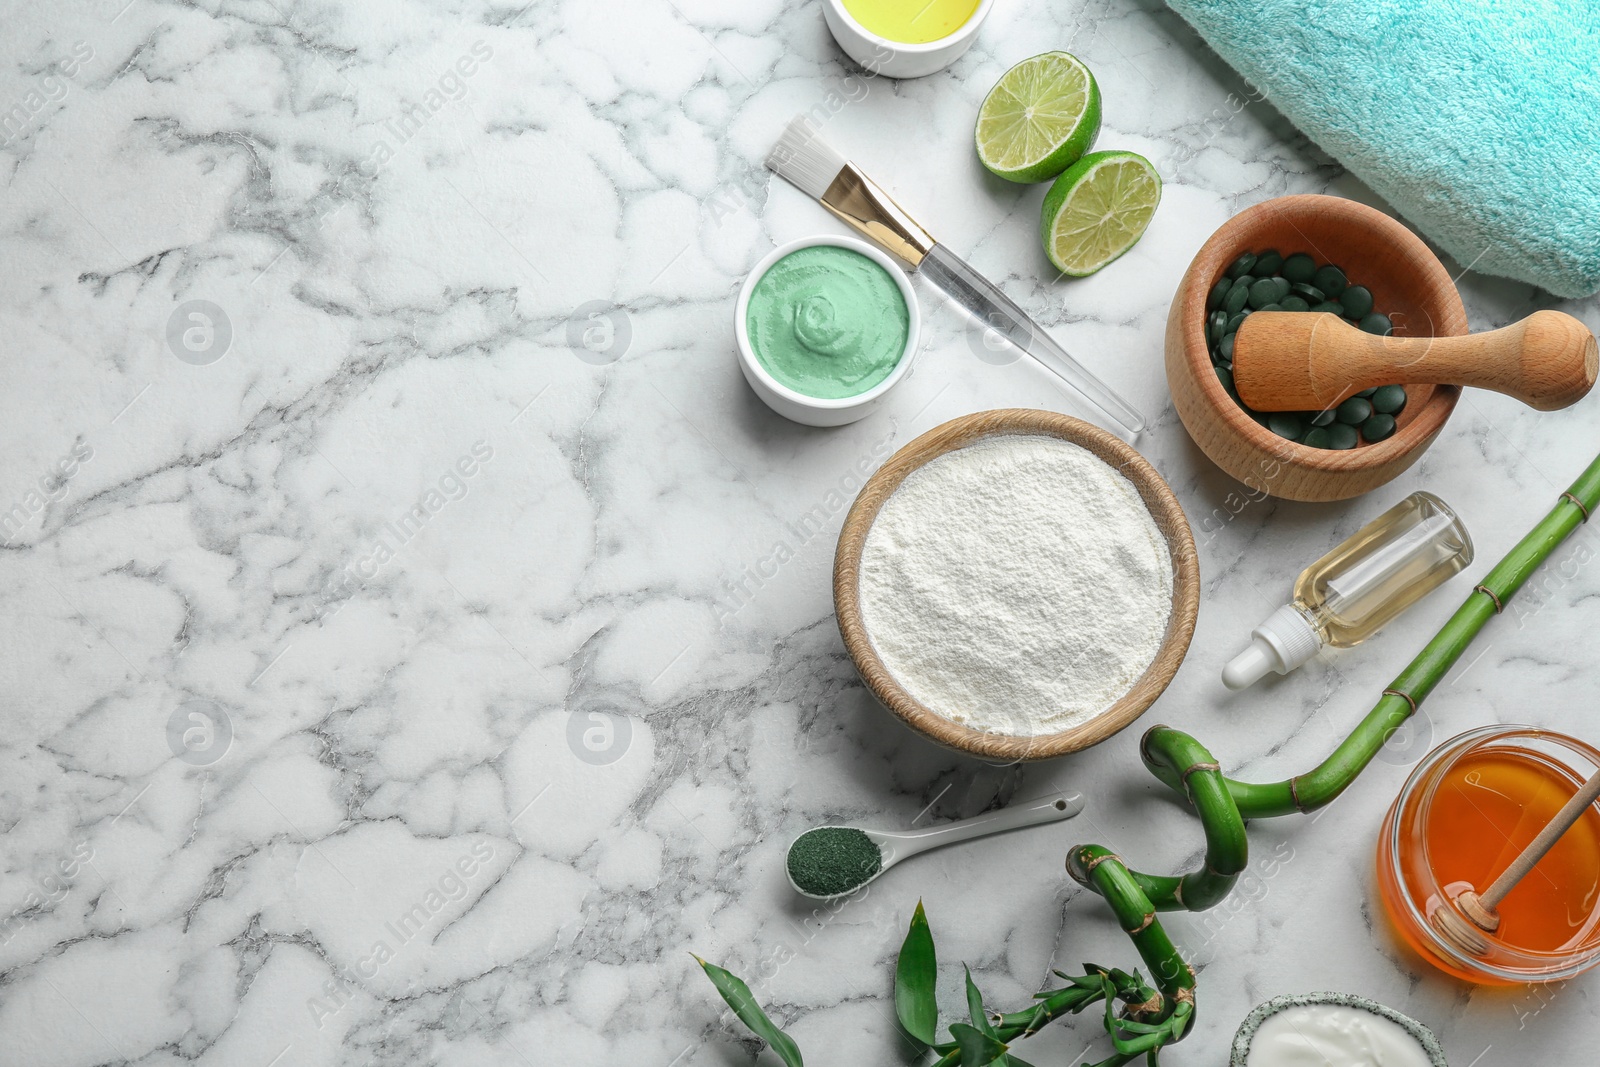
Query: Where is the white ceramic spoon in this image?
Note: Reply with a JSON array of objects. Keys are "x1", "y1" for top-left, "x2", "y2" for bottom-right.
[{"x1": 786, "y1": 791, "x2": 1087, "y2": 899}]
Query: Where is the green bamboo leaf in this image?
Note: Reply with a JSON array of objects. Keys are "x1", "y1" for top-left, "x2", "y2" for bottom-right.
[
  {"x1": 962, "y1": 968, "x2": 1019, "y2": 1067},
  {"x1": 1110, "y1": 1030, "x2": 1163, "y2": 1057},
  {"x1": 1062, "y1": 970, "x2": 1104, "y2": 990},
  {"x1": 1098, "y1": 974, "x2": 1122, "y2": 1044},
  {"x1": 963, "y1": 966, "x2": 992, "y2": 1034},
  {"x1": 1114, "y1": 1020, "x2": 1162, "y2": 1035},
  {"x1": 895, "y1": 900, "x2": 938, "y2": 1048},
  {"x1": 694, "y1": 955, "x2": 804, "y2": 1067},
  {"x1": 948, "y1": 1023, "x2": 1008, "y2": 1066}
]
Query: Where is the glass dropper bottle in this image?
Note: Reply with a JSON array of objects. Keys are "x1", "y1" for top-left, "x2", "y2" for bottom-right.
[{"x1": 1223, "y1": 492, "x2": 1474, "y2": 689}]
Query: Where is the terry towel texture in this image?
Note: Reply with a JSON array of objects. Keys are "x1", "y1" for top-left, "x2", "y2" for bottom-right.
[{"x1": 1165, "y1": 0, "x2": 1600, "y2": 297}]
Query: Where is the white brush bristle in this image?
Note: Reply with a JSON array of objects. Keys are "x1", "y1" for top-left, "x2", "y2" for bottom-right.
[{"x1": 765, "y1": 115, "x2": 847, "y2": 199}]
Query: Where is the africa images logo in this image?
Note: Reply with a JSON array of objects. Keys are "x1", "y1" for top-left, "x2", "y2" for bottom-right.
[
  {"x1": 166, "y1": 300, "x2": 233, "y2": 366},
  {"x1": 565, "y1": 301, "x2": 631, "y2": 366},
  {"x1": 566, "y1": 697, "x2": 633, "y2": 766},
  {"x1": 166, "y1": 700, "x2": 232, "y2": 766}
]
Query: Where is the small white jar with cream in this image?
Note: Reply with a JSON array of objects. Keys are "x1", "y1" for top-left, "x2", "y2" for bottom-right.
[
  {"x1": 734, "y1": 234, "x2": 919, "y2": 427},
  {"x1": 1231, "y1": 993, "x2": 1446, "y2": 1067},
  {"x1": 822, "y1": 0, "x2": 994, "y2": 79}
]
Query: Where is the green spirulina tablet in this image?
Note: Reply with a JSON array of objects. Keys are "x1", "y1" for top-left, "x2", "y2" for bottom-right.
[
  {"x1": 1360, "y1": 312, "x2": 1393, "y2": 336},
  {"x1": 1371, "y1": 384, "x2": 1407, "y2": 414},
  {"x1": 1341, "y1": 285, "x2": 1374, "y2": 318},
  {"x1": 1337, "y1": 396, "x2": 1373, "y2": 424},
  {"x1": 1248, "y1": 277, "x2": 1281, "y2": 309},
  {"x1": 1313, "y1": 264, "x2": 1348, "y2": 296},
  {"x1": 1268, "y1": 412, "x2": 1303, "y2": 440},
  {"x1": 1224, "y1": 281, "x2": 1251, "y2": 315},
  {"x1": 1362, "y1": 413, "x2": 1397, "y2": 442},
  {"x1": 1200, "y1": 255, "x2": 1392, "y2": 446},
  {"x1": 1283, "y1": 253, "x2": 1316, "y2": 283}
]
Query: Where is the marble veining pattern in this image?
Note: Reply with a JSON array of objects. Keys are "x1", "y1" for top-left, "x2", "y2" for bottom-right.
[{"x1": 2, "y1": 1, "x2": 1598, "y2": 1064}]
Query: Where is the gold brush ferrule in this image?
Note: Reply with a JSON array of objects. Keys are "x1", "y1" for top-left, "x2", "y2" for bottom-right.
[{"x1": 818, "y1": 163, "x2": 936, "y2": 268}]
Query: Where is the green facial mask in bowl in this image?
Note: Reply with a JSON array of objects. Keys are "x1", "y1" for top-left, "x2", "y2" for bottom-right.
[{"x1": 744, "y1": 244, "x2": 910, "y2": 400}]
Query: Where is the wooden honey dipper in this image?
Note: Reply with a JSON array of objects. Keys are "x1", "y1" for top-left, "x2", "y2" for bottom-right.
[
  {"x1": 1233, "y1": 309, "x2": 1598, "y2": 413},
  {"x1": 1430, "y1": 764, "x2": 1600, "y2": 956}
]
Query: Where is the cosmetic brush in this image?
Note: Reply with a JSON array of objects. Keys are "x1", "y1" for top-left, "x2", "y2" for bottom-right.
[{"x1": 764, "y1": 116, "x2": 1146, "y2": 437}]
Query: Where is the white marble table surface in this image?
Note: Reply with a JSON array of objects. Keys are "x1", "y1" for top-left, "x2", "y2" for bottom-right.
[{"x1": 4, "y1": 1, "x2": 1599, "y2": 1064}]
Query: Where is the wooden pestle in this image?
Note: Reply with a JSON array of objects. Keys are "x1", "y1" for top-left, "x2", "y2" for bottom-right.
[{"x1": 1233, "y1": 309, "x2": 1598, "y2": 412}]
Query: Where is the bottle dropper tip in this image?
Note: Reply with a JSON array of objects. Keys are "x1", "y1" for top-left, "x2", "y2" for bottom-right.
[{"x1": 1222, "y1": 640, "x2": 1275, "y2": 690}]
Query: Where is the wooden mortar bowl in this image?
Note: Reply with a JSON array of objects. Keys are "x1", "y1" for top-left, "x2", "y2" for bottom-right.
[
  {"x1": 1166, "y1": 194, "x2": 1468, "y2": 502},
  {"x1": 833, "y1": 409, "x2": 1200, "y2": 762}
]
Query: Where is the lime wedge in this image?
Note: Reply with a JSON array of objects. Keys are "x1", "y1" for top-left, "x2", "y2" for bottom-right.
[
  {"x1": 975, "y1": 52, "x2": 1101, "y2": 184},
  {"x1": 1040, "y1": 150, "x2": 1162, "y2": 277}
]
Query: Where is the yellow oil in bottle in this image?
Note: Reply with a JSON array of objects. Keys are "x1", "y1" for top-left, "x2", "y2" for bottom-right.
[
  {"x1": 1223, "y1": 492, "x2": 1474, "y2": 689},
  {"x1": 1294, "y1": 491, "x2": 1474, "y2": 646}
]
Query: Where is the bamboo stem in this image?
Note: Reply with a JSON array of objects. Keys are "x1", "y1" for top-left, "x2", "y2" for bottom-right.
[{"x1": 1067, "y1": 845, "x2": 1193, "y2": 1000}]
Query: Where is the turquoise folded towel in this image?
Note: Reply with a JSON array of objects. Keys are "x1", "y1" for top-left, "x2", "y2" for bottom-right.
[{"x1": 1164, "y1": 0, "x2": 1600, "y2": 298}]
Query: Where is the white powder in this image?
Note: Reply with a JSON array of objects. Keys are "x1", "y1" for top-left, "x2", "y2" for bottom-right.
[{"x1": 858, "y1": 434, "x2": 1173, "y2": 737}]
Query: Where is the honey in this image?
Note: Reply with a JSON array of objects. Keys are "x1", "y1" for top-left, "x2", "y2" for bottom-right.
[
  {"x1": 1377, "y1": 727, "x2": 1600, "y2": 983},
  {"x1": 1425, "y1": 749, "x2": 1600, "y2": 949}
]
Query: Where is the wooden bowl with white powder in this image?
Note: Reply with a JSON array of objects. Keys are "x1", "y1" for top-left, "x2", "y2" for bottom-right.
[{"x1": 834, "y1": 410, "x2": 1200, "y2": 761}]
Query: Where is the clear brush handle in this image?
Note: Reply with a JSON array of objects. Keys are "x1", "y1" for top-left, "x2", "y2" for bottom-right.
[{"x1": 919, "y1": 243, "x2": 1147, "y2": 437}]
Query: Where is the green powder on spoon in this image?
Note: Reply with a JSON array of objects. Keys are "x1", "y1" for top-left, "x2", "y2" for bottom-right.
[
  {"x1": 746, "y1": 244, "x2": 909, "y2": 399},
  {"x1": 787, "y1": 827, "x2": 883, "y2": 896}
]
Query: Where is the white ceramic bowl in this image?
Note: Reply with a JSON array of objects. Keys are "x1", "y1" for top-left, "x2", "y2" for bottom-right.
[
  {"x1": 734, "y1": 234, "x2": 920, "y2": 427},
  {"x1": 821, "y1": 0, "x2": 994, "y2": 80}
]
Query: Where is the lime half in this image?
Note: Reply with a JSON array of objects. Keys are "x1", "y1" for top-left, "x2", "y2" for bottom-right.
[
  {"x1": 1040, "y1": 150, "x2": 1162, "y2": 277},
  {"x1": 975, "y1": 52, "x2": 1101, "y2": 184}
]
